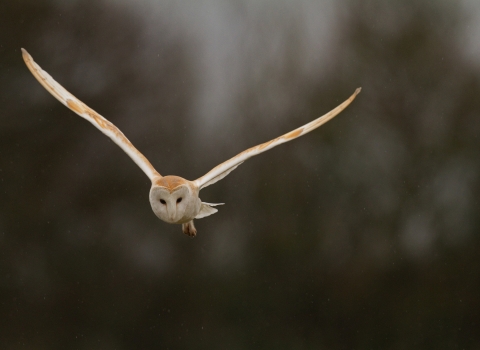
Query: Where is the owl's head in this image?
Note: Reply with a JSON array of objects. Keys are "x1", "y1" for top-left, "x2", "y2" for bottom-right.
[{"x1": 149, "y1": 176, "x2": 201, "y2": 224}]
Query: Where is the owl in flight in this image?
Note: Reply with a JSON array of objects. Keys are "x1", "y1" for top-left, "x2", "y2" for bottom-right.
[{"x1": 22, "y1": 48, "x2": 360, "y2": 237}]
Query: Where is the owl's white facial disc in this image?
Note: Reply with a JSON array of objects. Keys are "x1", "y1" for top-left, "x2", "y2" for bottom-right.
[{"x1": 149, "y1": 176, "x2": 201, "y2": 224}]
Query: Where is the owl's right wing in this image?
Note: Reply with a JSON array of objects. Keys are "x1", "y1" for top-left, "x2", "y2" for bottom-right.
[
  {"x1": 22, "y1": 48, "x2": 161, "y2": 181},
  {"x1": 193, "y1": 88, "x2": 361, "y2": 190}
]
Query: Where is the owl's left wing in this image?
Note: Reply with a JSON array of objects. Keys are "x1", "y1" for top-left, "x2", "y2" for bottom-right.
[
  {"x1": 194, "y1": 88, "x2": 361, "y2": 190},
  {"x1": 22, "y1": 49, "x2": 161, "y2": 181}
]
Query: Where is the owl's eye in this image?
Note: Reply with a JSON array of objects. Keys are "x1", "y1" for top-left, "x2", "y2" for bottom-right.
[
  {"x1": 177, "y1": 197, "x2": 182, "y2": 203},
  {"x1": 160, "y1": 199, "x2": 166, "y2": 205}
]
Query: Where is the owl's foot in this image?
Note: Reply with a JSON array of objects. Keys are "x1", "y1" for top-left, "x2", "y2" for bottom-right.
[{"x1": 182, "y1": 221, "x2": 197, "y2": 237}]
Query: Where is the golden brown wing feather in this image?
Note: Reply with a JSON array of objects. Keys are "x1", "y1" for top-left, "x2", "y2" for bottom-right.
[
  {"x1": 194, "y1": 88, "x2": 361, "y2": 189},
  {"x1": 22, "y1": 48, "x2": 161, "y2": 181}
]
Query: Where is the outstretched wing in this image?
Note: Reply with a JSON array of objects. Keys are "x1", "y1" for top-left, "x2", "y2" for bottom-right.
[
  {"x1": 194, "y1": 88, "x2": 361, "y2": 190},
  {"x1": 22, "y1": 48, "x2": 161, "y2": 181}
]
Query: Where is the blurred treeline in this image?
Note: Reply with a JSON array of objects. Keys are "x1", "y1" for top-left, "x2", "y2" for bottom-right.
[{"x1": 0, "y1": 0, "x2": 479, "y2": 348}]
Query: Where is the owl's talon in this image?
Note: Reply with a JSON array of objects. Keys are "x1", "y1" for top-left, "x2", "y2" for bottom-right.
[{"x1": 182, "y1": 221, "x2": 197, "y2": 237}]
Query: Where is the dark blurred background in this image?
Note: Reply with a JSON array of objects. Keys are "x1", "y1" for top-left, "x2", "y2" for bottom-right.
[{"x1": 1, "y1": 0, "x2": 480, "y2": 348}]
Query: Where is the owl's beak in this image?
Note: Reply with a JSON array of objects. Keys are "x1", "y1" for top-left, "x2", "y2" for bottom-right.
[{"x1": 167, "y1": 205, "x2": 176, "y2": 221}]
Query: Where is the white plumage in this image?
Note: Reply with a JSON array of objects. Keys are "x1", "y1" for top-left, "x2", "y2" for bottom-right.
[{"x1": 22, "y1": 48, "x2": 360, "y2": 237}]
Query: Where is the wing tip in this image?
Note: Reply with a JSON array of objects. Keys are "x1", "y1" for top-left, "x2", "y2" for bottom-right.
[{"x1": 21, "y1": 48, "x2": 30, "y2": 61}]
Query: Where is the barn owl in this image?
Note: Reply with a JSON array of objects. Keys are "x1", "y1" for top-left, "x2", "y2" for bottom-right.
[{"x1": 22, "y1": 48, "x2": 360, "y2": 237}]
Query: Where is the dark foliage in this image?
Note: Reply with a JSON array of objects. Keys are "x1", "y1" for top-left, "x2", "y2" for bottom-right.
[{"x1": 0, "y1": 0, "x2": 479, "y2": 348}]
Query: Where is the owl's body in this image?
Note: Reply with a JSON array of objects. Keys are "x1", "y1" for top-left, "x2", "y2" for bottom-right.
[
  {"x1": 22, "y1": 48, "x2": 360, "y2": 237},
  {"x1": 149, "y1": 176, "x2": 219, "y2": 236}
]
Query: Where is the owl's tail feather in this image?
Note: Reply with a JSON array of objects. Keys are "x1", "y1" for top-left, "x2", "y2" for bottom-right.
[{"x1": 195, "y1": 202, "x2": 224, "y2": 219}]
